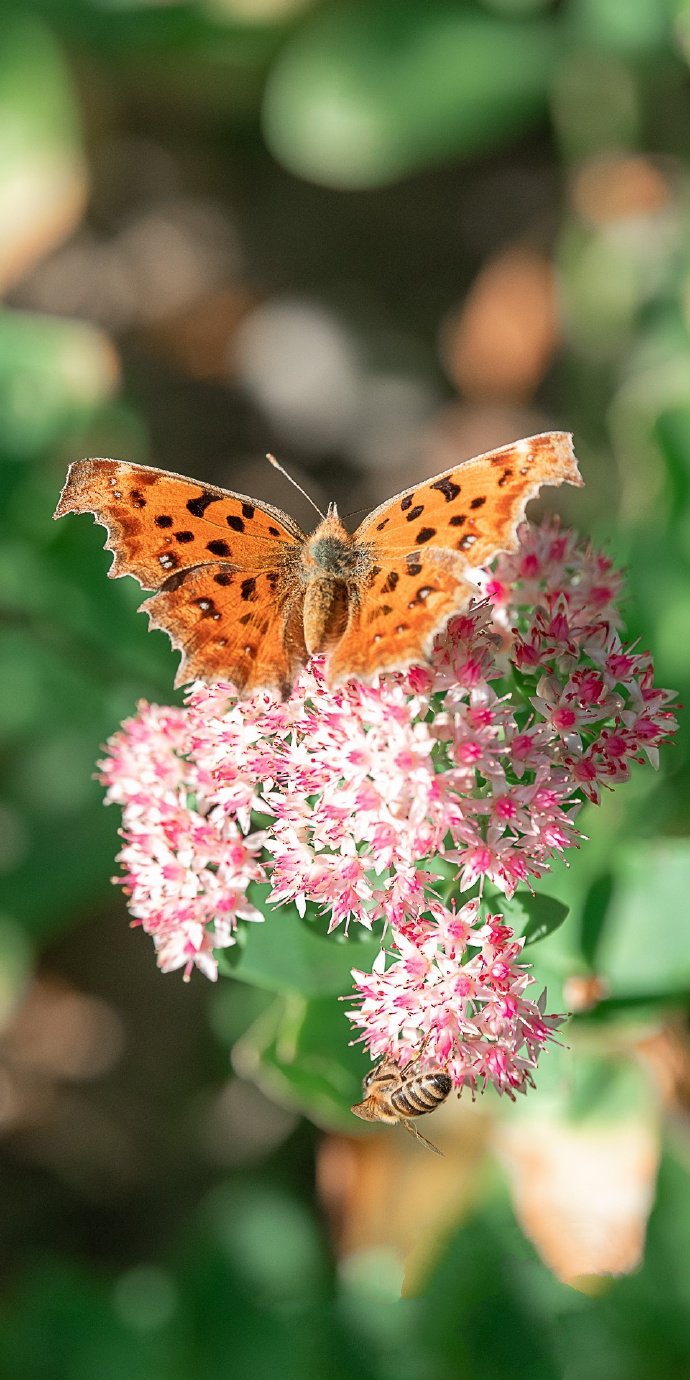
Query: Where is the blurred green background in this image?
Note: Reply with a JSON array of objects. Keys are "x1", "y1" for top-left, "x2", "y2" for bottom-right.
[{"x1": 2, "y1": 1, "x2": 690, "y2": 1376}]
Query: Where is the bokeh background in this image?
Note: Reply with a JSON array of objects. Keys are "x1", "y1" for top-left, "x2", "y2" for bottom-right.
[{"x1": 2, "y1": 1, "x2": 690, "y2": 1375}]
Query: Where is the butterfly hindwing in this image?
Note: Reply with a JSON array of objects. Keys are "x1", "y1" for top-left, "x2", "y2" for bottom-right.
[
  {"x1": 326, "y1": 549, "x2": 477, "y2": 685},
  {"x1": 142, "y1": 564, "x2": 307, "y2": 697},
  {"x1": 54, "y1": 458, "x2": 304, "y2": 589}
]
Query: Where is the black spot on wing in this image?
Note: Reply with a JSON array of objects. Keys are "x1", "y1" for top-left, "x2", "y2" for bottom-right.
[
  {"x1": 187, "y1": 490, "x2": 219, "y2": 518},
  {"x1": 242, "y1": 502, "x2": 255, "y2": 519},
  {"x1": 195, "y1": 597, "x2": 218, "y2": 618},
  {"x1": 175, "y1": 530, "x2": 195, "y2": 543},
  {"x1": 415, "y1": 527, "x2": 436, "y2": 544},
  {"x1": 408, "y1": 585, "x2": 434, "y2": 607},
  {"x1": 430, "y1": 476, "x2": 461, "y2": 503},
  {"x1": 470, "y1": 496, "x2": 486, "y2": 510},
  {"x1": 400, "y1": 495, "x2": 414, "y2": 512},
  {"x1": 368, "y1": 604, "x2": 393, "y2": 622},
  {"x1": 207, "y1": 539, "x2": 231, "y2": 557},
  {"x1": 155, "y1": 514, "x2": 173, "y2": 528},
  {"x1": 449, "y1": 513, "x2": 466, "y2": 527},
  {"x1": 406, "y1": 504, "x2": 424, "y2": 522},
  {"x1": 382, "y1": 570, "x2": 399, "y2": 593},
  {"x1": 240, "y1": 577, "x2": 257, "y2": 601},
  {"x1": 226, "y1": 514, "x2": 245, "y2": 533}
]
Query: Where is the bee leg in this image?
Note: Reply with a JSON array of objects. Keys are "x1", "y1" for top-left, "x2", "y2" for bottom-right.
[
  {"x1": 400, "y1": 1118, "x2": 444, "y2": 1157},
  {"x1": 399, "y1": 1029, "x2": 435, "y2": 1077}
]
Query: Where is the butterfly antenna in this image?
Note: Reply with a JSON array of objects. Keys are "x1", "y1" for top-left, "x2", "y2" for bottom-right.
[{"x1": 266, "y1": 453, "x2": 325, "y2": 520}]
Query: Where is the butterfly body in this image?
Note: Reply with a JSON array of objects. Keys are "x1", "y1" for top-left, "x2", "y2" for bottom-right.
[
  {"x1": 54, "y1": 432, "x2": 582, "y2": 698},
  {"x1": 300, "y1": 506, "x2": 375, "y2": 655}
]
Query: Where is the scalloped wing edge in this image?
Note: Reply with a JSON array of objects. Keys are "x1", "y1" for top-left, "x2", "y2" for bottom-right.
[
  {"x1": 53, "y1": 456, "x2": 307, "y2": 587},
  {"x1": 139, "y1": 587, "x2": 304, "y2": 699},
  {"x1": 355, "y1": 431, "x2": 583, "y2": 543},
  {"x1": 54, "y1": 459, "x2": 156, "y2": 586}
]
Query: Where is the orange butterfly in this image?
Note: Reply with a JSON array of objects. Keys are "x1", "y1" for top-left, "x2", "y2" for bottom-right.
[{"x1": 54, "y1": 432, "x2": 582, "y2": 699}]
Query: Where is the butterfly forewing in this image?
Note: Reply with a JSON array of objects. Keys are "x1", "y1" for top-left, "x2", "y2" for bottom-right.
[
  {"x1": 54, "y1": 458, "x2": 304, "y2": 590},
  {"x1": 355, "y1": 432, "x2": 581, "y2": 568}
]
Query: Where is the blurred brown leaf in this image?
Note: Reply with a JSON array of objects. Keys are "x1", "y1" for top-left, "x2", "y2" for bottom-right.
[
  {"x1": 495, "y1": 1114, "x2": 660, "y2": 1284},
  {"x1": 318, "y1": 1102, "x2": 490, "y2": 1282},
  {"x1": 571, "y1": 154, "x2": 673, "y2": 226},
  {"x1": 441, "y1": 247, "x2": 557, "y2": 401}
]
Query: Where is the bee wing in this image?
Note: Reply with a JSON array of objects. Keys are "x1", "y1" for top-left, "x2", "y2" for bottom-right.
[{"x1": 350, "y1": 1096, "x2": 397, "y2": 1125}]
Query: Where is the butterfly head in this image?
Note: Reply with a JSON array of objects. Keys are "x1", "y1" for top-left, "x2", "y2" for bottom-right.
[{"x1": 304, "y1": 505, "x2": 361, "y2": 579}]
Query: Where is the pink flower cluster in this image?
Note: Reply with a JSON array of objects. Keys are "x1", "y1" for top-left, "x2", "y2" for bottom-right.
[
  {"x1": 100, "y1": 521, "x2": 677, "y2": 1096},
  {"x1": 350, "y1": 899, "x2": 563, "y2": 1098}
]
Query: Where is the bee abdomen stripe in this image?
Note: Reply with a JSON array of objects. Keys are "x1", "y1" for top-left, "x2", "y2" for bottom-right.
[
  {"x1": 392, "y1": 1083, "x2": 441, "y2": 1116},
  {"x1": 393, "y1": 1091, "x2": 427, "y2": 1116}
]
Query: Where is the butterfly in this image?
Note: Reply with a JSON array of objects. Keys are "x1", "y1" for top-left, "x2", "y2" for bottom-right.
[{"x1": 54, "y1": 432, "x2": 582, "y2": 699}]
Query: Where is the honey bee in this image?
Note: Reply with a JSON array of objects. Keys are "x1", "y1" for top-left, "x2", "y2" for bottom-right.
[{"x1": 351, "y1": 1046, "x2": 452, "y2": 1156}]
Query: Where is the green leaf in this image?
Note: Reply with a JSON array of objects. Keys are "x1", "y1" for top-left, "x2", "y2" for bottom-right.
[
  {"x1": 0, "y1": 310, "x2": 118, "y2": 460},
  {"x1": 501, "y1": 892, "x2": 570, "y2": 946},
  {"x1": 235, "y1": 991, "x2": 370, "y2": 1130},
  {"x1": 562, "y1": 1047, "x2": 653, "y2": 1123},
  {"x1": 221, "y1": 884, "x2": 382, "y2": 998},
  {"x1": 263, "y1": 1, "x2": 559, "y2": 187},
  {"x1": 568, "y1": 0, "x2": 673, "y2": 56},
  {"x1": 599, "y1": 839, "x2": 690, "y2": 997},
  {"x1": 421, "y1": 1193, "x2": 568, "y2": 1380},
  {"x1": 579, "y1": 870, "x2": 615, "y2": 967}
]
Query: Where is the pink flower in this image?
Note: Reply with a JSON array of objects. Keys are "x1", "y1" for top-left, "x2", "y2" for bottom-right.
[
  {"x1": 99, "y1": 520, "x2": 677, "y2": 1093},
  {"x1": 349, "y1": 899, "x2": 564, "y2": 1098}
]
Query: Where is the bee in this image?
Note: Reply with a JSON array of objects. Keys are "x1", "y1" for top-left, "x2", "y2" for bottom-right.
[{"x1": 351, "y1": 1045, "x2": 452, "y2": 1156}]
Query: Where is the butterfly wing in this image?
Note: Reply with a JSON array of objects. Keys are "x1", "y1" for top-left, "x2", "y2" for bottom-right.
[
  {"x1": 54, "y1": 458, "x2": 304, "y2": 585},
  {"x1": 54, "y1": 458, "x2": 307, "y2": 696},
  {"x1": 327, "y1": 550, "x2": 477, "y2": 685},
  {"x1": 327, "y1": 432, "x2": 582, "y2": 685},
  {"x1": 354, "y1": 432, "x2": 582, "y2": 567},
  {"x1": 142, "y1": 564, "x2": 307, "y2": 697}
]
